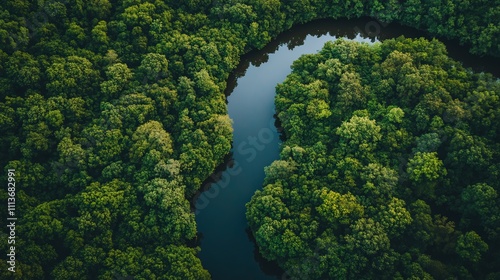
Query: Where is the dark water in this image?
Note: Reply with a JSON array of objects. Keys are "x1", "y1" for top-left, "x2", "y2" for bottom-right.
[{"x1": 194, "y1": 18, "x2": 500, "y2": 280}]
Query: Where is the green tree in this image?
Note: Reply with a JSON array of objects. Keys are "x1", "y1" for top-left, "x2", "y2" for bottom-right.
[
  {"x1": 316, "y1": 188, "x2": 364, "y2": 227},
  {"x1": 336, "y1": 71, "x2": 366, "y2": 110},
  {"x1": 461, "y1": 183, "x2": 499, "y2": 235},
  {"x1": 375, "y1": 197, "x2": 412, "y2": 237},
  {"x1": 6, "y1": 51, "x2": 40, "y2": 88},
  {"x1": 137, "y1": 53, "x2": 169, "y2": 82},
  {"x1": 456, "y1": 231, "x2": 488, "y2": 263},
  {"x1": 139, "y1": 178, "x2": 196, "y2": 242},
  {"x1": 407, "y1": 152, "x2": 447, "y2": 182},
  {"x1": 100, "y1": 63, "x2": 133, "y2": 96},
  {"x1": 263, "y1": 160, "x2": 297, "y2": 185},
  {"x1": 91, "y1": 20, "x2": 109, "y2": 47},
  {"x1": 46, "y1": 56, "x2": 100, "y2": 98},
  {"x1": 345, "y1": 218, "x2": 390, "y2": 255},
  {"x1": 336, "y1": 115, "x2": 382, "y2": 156},
  {"x1": 130, "y1": 120, "x2": 173, "y2": 163},
  {"x1": 360, "y1": 163, "x2": 398, "y2": 198},
  {"x1": 407, "y1": 152, "x2": 447, "y2": 198}
]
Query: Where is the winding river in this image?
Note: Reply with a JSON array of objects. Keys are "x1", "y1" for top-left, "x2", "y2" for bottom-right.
[{"x1": 194, "y1": 18, "x2": 500, "y2": 280}]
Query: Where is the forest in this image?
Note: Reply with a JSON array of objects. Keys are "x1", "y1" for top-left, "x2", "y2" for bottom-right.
[
  {"x1": 246, "y1": 37, "x2": 500, "y2": 279},
  {"x1": 0, "y1": 0, "x2": 499, "y2": 279}
]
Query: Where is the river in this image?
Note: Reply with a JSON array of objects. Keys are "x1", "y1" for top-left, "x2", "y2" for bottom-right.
[{"x1": 194, "y1": 18, "x2": 500, "y2": 280}]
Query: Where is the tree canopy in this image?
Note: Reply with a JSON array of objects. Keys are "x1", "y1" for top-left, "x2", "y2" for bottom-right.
[
  {"x1": 247, "y1": 37, "x2": 500, "y2": 279},
  {"x1": 1, "y1": 0, "x2": 499, "y2": 279}
]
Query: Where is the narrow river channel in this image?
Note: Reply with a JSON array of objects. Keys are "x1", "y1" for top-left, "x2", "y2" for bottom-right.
[{"x1": 194, "y1": 18, "x2": 500, "y2": 280}]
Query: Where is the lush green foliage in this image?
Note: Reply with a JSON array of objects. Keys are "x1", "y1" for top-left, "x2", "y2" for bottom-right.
[
  {"x1": 1, "y1": 0, "x2": 499, "y2": 279},
  {"x1": 247, "y1": 37, "x2": 500, "y2": 279}
]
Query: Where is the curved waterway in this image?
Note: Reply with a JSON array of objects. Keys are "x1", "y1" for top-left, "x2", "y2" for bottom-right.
[{"x1": 194, "y1": 18, "x2": 500, "y2": 280}]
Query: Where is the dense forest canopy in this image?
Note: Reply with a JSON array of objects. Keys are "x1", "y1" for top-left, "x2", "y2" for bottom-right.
[
  {"x1": 0, "y1": 0, "x2": 499, "y2": 279},
  {"x1": 246, "y1": 37, "x2": 500, "y2": 279}
]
